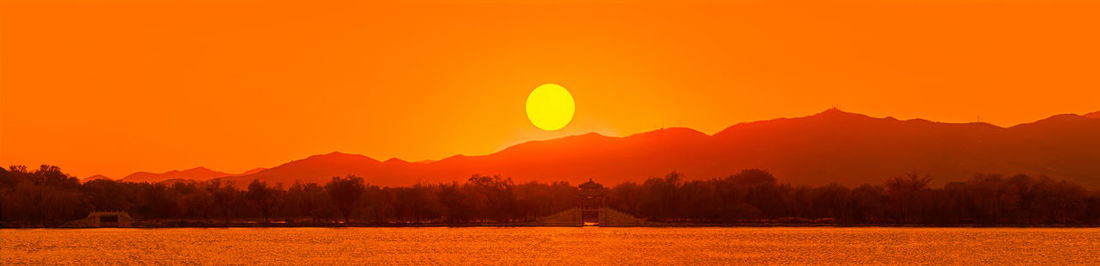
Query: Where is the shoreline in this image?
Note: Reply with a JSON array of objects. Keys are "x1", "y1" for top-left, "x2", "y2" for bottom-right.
[{"x1": 4, "y1": 223, "x2": 1099, "y2": 229}]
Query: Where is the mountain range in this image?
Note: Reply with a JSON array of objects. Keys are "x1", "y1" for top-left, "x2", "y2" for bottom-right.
[
  {"x1": 83, "y1": 167, "x2": 267, "y2": 183},
  {"x1": 90, "y1": 109, "x2": 1100, "y2": 188}
]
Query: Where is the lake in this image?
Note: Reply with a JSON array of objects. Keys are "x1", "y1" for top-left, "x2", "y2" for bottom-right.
[{"x1": 2, "y1": 227, "x2": 1099, "y2": 264}]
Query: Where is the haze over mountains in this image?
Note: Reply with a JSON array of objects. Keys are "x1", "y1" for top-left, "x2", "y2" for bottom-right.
[
  {"x1": 78, "y1": 174, "x2": 112, "y2": 183},
  {"x1": 83, "y1": 167, "x2": 267, "y2": 183},
  {"x1": 96, "y1": 109, "x2": 1100, "y2": 188}
]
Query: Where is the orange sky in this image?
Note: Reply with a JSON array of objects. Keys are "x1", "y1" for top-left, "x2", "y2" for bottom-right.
[{"x1": 2, "y1": 0, "x2": 1098, "y2": 178}]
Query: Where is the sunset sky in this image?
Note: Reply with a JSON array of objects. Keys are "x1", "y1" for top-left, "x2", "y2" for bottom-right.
[{"x1": 2, "y1": 0, "x2": 1098, "y2": 178}]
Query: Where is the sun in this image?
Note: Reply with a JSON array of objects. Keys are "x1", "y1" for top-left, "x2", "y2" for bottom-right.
[{"x1": 525, "y1": 83, "x2": 575, "y2": 131}]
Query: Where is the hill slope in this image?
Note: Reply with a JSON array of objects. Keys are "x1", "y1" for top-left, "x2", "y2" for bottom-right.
[
  {"x1": 218, "y1": 109, "x2": 1100, "y2": 188},
  {"x1": 80, "y1": 174, "x2": 112, "y2": 183},
  {"x1": 1085, "y1": 110, "x2": 1100, "y2": 119}
]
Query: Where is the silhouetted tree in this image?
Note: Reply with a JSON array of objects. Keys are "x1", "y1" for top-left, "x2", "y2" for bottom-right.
[
  {"x1": 325, "y1": 175, "x2": 366, "y2": 223},
  {"x1": 3, "y1": 164, "x2": 1100, "y2": 227},
  {"x1": 247, "y1": 180, "x2": 280, "y2": 223},
  {"x1": 467, "y1": 174, "x2": 517, "y2": 222},
  {"x1": 207, "y1": 180, "x2": 237, "y2": 225},
  {"x1": 886, "y1": 173, "x2": 932, "y2": 223},
  {"x1": 0, "y1": 165, "x2": 91, "y2": 226}
]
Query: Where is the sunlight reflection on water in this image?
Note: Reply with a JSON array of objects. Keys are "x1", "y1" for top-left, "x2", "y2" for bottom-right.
[{"x1": 2, "y1": 227, "x2": 1099, "y2": 264}]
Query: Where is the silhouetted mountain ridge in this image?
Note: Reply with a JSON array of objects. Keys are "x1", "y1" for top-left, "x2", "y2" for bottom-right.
[
  {"x1": 119, "y1": 167, "x2": 264, "y2": 183},
  {"x1": 208, "y1": 109, "x2": 1100, "y2": 188},
  {"x1": 80, "y1": 174, "x2": 112, "y2": 183},
  {"x1": 1084, "y1": 110, "x2": 1100, "y2": 119},
  {"x1": 121, "y1": 109, "x2": 1100, "y2": 188}
]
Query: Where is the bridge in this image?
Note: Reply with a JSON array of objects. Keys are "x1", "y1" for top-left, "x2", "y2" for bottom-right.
[
  {"x1": 76, "y1": 211, "x2": 134, "y2": 227},
  {"x1": 536, "y1": 179, "x2": 650, "y2": 226}
]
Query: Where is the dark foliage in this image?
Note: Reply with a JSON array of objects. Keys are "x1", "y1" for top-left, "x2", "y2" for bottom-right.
[{"x1": 2, "y1": 165, "x2": 1098, "y2": 227}]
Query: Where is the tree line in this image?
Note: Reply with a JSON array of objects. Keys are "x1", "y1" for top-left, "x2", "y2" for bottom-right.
[{"x1": 2, "y1": 165, "x2": 1099, "y2": 227}]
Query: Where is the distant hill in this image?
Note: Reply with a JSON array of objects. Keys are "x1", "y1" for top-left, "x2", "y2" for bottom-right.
[
  {"x1": 240, "y1": 168, "x2": 267, "y2": 175},
  {"x1": 1085, "y1": 110, "x2": 1100, "y2": 119},
  {"x1": 216, "y1": 108, "x2": 1100, "y2": 188},
  {"x1": 120, "y1": 167, "x2": 228, "y2": 183},
  {"x1": 80, "y1": 174, "x2": 112, "y2": 183},
  {"x1": 119, "y1": 167, "x2": 266, "y2": 183}
]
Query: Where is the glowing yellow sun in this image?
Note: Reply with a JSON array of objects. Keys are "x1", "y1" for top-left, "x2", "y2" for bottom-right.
[{"x1": 525, "y1": 83, "x2": 575, "y2": 131}]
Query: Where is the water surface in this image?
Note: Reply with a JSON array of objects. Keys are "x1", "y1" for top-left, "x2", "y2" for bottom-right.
[{"x1": 3, "y1": 227, "x2": 1098, "y2": 264}]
